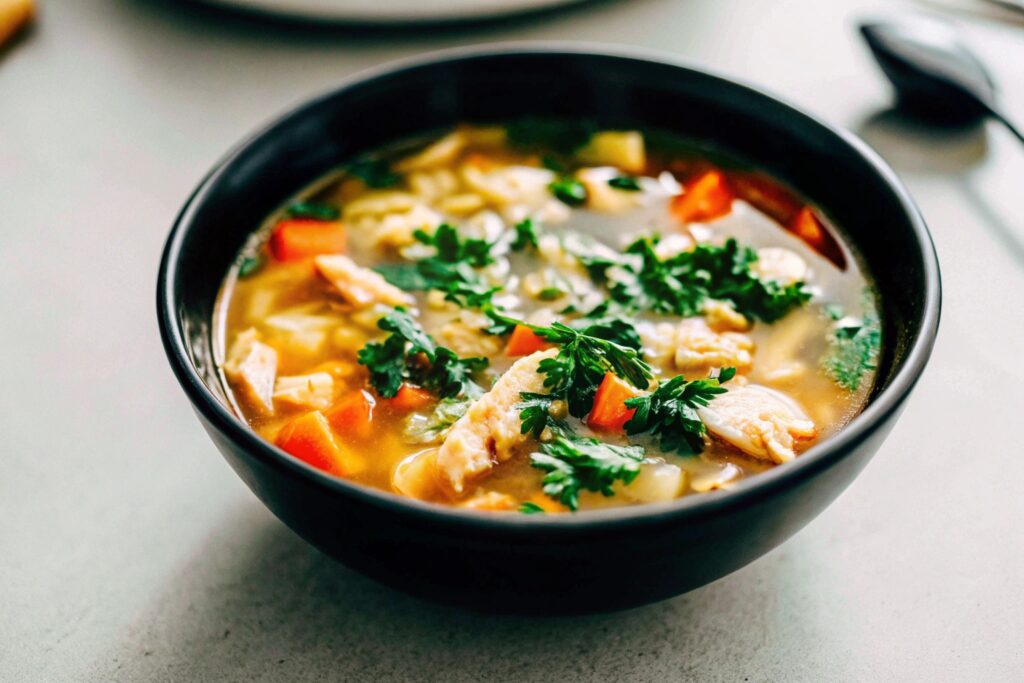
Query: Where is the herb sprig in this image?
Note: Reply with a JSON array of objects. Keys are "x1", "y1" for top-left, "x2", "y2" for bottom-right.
[
  {"x1": 822, "y1": 299, "x2": 881, "y2": 391},
  {"x1": 625, "y1": 368, "x2": 736, "y2": 454},
  {"x1": 346, "y1": 158, "x2": 401, "y2": 188},
  {"x1": 357, "y1": 308, "x2": 487, "y2": 399},
  {"x1": 529, "y1": 434, "x2": 645, "y2": 511}
]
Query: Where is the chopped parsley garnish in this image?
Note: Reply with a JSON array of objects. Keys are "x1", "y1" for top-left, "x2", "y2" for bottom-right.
[
  {"x1": 580, "y1": 237, "x2": 811, "y2": 323},
  {"x1": 237, "y1": 255, "x2": 263, "y2": 278},
  {"x1": 403, "y1": 395, "x2": 476, "y2": 444},
  {"x1": 510, "y1": 218, "x2": 540, "y2": 252},
  {"x1": 375, "y1": 224, "x2": 501, "y2": 309},
  {"x1": 510, "y1": 320, "x2": 652, "y2": 432},
  {"x1": 529, "y1": 434, "x2": 645, "y2": 511},
  {"x1": 608, "y1": 176, "x2": 642, "y2": 191},
  {"x1": 346, "y1": 158, "x2": 401, "y2": 188},
  {"x1": 823, "y1": 300, "x2": 881, "y2": 391},
  {"x1": 357, "y1": 308, "x2": 487, "y2": 399},
  {"x1": 506, "y1": 118, "x2": 596, "y2": 154},
  {"x1": 287, "y1": 201, "x2": 340, "y2": 221},
  {"x1": 549, "y1": 177, "x2": 588, "y2": 206},
  {"x1": 625, "y1": 368, "x2": 735, "y2": 454},
  {"x1": 518, "y1": 501, "x2": 546, "y2": 515},
  {"x1": 571, "y1": 307, "x2": 642, "y2": 351}
]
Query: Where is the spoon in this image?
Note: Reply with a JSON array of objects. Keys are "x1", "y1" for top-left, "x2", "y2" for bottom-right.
[{"x1": 860, "y1": 18, "x2": 1024, "y2": 144}]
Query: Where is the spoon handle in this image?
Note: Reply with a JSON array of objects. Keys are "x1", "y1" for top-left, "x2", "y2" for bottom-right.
[{"x1": 989, "y1": 108, "x2": 1024, "y2": 145}]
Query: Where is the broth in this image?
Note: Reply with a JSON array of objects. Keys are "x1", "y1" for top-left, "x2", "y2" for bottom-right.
[{"x1": 214, "y1": 123, "x2": 880, "y2": 513}]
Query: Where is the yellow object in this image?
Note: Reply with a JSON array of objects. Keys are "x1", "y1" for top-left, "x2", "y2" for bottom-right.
[{"x1": 0, "y1": 0, "x2": 33, "y2": 47}]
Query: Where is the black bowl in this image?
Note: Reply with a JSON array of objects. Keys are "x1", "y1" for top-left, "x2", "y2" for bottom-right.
[{"x1": 157, "y1": 45, "x2": 940, "y2": 614}]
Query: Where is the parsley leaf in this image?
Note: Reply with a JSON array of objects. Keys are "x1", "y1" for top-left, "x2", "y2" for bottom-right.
[
  {"x1": 529, "y1": 434, "x2": 645, "y2": 511},
  {"x1": 608, "y1": 176, "x2": 642, "y2": 191},
  {"x1": 549, "y1": 178, "x2": 588, "y2": 206},
  {"x1": 510, "y1": 218, "x2": 540, "y2": 252},
  {"x1": 594, "y1": 237, "x2": 811, "y2": 323},
  {"x1": 403, "y1": 395, "x2": 476, "y2": 444},
  {"x1": 346, "y1": 158, "x2": 401, "y2": 188},
  {"x1": 519, "y1": 502, "x2": 546, "y2": 514},
  {"x1": 374, "y1": 224, "x2": 501, "y2": 309},
  {"x1": 357, "y1": 308, "x2": 487, "y2": 399},
  {"x1": 823, "y1": 298, "x2": 881, "y2": 391},
  {"x1": 237, "y1": 255, "x2": 263, "y2": 278},
  {"x1": 287, "y1": 201, "x2": 340, "y2": 220},
  {"x1": 624, "y1": 369, "x2": 735, "y2": 454}
]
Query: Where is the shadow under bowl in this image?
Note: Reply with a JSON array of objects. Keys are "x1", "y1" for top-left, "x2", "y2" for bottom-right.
[{"x1": 157, "y1": 45, "x2": 940, "y2": 615}]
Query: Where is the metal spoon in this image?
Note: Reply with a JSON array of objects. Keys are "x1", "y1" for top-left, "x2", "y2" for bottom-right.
[{"x1": 860, "y1": 18, "x2": 1024, "y2": 144}]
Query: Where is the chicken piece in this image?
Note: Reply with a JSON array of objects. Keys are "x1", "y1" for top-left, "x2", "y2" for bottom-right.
[
  {"x1": 223, "y1": 329, "x2": 278, "y2": 416},
  {"x1": 753, "y1": 247, "x2": 808, "y2": 285},
  {"x1": 436, "y1": 349, "x2": 558, "y2": 495},
  {"x1": 460, "y1": 164, "x2": 555, "y2": 207},
  {"x1": 674, "y1": 318, "x2": 754, "y2": 374},
  {"x1": 702, "y1": 300, "x2": 751, "y2": 332},
  {"x1": 438, "y1": 321, "x2": 503, "y2": 358},
  {"x1": 314, "y1": 255, "x2": 414, "y2": 308},
  {"x1": 272, "y1": 372, "x2": 334, "y2": 411},
  {"x1": 697, "y1": 384, "x2": 816, "y2": 464},
  {"x1": 638, "y1": 318, "x2": 754, "y2": 374}
]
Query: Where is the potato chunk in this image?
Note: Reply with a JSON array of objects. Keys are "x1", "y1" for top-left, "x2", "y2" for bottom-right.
[
  {"x1": 436, "y1": 349, "x2": 558, "y2": 495},
  {"x1": 314, "y1": 254, "x2": 414, "y2": 308},
  {"x1": 224, "y1": 329, "x2": 278, "y2": 416},
  {"x1": 576, "y1": 131, "x2": 646, "y2": 173},
  {"x1": 698, "y1": 385, "x2": 816, "y2": 463}
]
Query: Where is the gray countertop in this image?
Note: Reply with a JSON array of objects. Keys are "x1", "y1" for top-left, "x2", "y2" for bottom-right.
[{"x1": 2, "y1": 0, "x2": 1023, "y2": 680}]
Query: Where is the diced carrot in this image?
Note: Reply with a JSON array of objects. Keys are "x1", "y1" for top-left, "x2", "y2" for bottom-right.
[
  {"x1": 789, "y1": 206, "x2": 847, "y2": 270},
  {"x1": 325, "y1": 389, "x2": 376, "y2": 440},
  {"x1": 269, "y1": 219, "x2": 347, "y2": 261},
  {"x1": 587, "y1": 372, "x2": 641, "y2": 433},
  {"x1": 505, "y1": 324, "x2": 553, "y2": 357},
  {"x1": 384, "y1": 384, "x2": 435, "y2": 413},
  {"x1": 275, "y1": 411, "x2": 351, "y2": 476},
  {"x1": 670, "y1": 170, "x2": 734, "y2": 224}
]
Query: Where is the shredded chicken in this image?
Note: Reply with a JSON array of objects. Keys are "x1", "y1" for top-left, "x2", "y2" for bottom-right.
[
  {"x1": 223, "y1": 329, "x2": 278, "y2": 416},
  {"x1": 639, "y1": 318, "x2": 754, "y2": 374},
  {"x1": 314, "y1": 255, "x2": 413, "y2": 308},
  {"x1": 753, "y1": 247, "x2": 808, "y2": 285},
  {"x1": 272, "y1": 372, "x2": 334, "y2": 410},
  {"x1": 435, "y1": 349, "x2": 558, "y2": 495},
  {"x1": 698, "y1": 384, "x2": 816, "y2": 463}
]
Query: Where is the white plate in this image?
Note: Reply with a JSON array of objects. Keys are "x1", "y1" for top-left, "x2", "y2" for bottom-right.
[{"x1": 201, "y1": 0, "x2": 585, "y2": 23}]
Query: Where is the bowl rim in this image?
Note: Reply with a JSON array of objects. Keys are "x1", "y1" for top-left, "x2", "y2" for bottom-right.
[{"x1": 157, "y1": 42, "x2": 941, "y2": 533}]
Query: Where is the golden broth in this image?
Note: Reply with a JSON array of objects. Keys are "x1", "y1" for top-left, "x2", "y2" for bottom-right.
[{"x1": 214, "y1": 125, "x2": 879, "y2": 513}]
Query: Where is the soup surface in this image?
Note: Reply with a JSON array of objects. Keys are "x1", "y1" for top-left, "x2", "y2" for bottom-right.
[{"x1": 215, "y1": 123, "x2": 881, "y2": 513}]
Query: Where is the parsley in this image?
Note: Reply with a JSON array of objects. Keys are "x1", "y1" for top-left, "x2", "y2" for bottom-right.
[
  {"x1": 516, "y1": 392, "x2": 558, "y2": 439},
  {"x1": 624, "y1": 368, "x2": 736, "y2": 454},
  {"x1": 237, "y1": 255, "x2": 263, "y2": 278},
  {"x1": 357, "y1": 308, "x2": 487, "y2": 399},
  {"x1": 287, "y1": 201, "x2": 340, "y2": 221},
  {"x1": 403, "y1": 395, "x2": 476, "y2": 444},
  {"x1": 518, "y1": 501, "x2": 546, "y2": 515},
  {"x1": 549, "y1": 178, "x2": 588, "y2": 206},
  {"x1": 608, "y1": 176, "x2": 642, "y2": 191},
  {"x1": 571, "y1": 305, "x2": 642, "y2": 351},
  {"x1": 588, "y1": 237, "x2": 811, "y2": 323},
  {"x1": 506, "y1": 118, "x2": 596, "y2": 154},
  {"x1": 375, "y1": 224, "x2": 501, "y2": 309},
  {"x1": 346, "y1": 158, "x2": 401, "y2": 188},
  {"x1": 529, "y1": 434, "x2": 645, "y2": 511},
  {"x1": 510, "y1": 218, "x2": 540, "y2": 252},
  {"x1": 823, "y1": 300, "x2": 881, "y2": 391}
]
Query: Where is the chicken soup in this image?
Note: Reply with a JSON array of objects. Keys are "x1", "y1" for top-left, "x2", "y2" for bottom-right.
[{"x1": 214, "y1": 122, "x2": 881, "y2": 513}]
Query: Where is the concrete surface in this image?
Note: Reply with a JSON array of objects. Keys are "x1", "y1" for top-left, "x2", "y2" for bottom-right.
[{"x1": 2, "y1": 0, "x2": 1023, "y2": 680}]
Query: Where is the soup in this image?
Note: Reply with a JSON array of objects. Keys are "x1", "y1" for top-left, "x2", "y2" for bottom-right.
[{"x1": 214, "y1": 122, "x2": 881, "y2": 514}]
